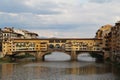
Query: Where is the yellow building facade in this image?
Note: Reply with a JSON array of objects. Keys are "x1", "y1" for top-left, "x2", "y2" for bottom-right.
[{"x1": 1, "y1": 38, "x2": 103, "y2": 61}]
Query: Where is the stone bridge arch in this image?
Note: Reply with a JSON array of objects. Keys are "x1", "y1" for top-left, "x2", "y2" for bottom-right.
[{"x1": 36, "y1": 50, "x2": 72, "y2": 61}]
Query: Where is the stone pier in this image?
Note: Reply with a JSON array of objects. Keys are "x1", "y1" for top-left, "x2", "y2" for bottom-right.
[
  {"x1": 35, "y1": 52, "x2": 45, "y2": 61},
  {"x1": 71, "y1": 51, "x2": 77, "y2": 61}
]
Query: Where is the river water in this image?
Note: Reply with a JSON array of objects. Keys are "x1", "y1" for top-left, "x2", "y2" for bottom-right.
[{"x1": 0, "y1": 52, "x2": 120, "y2": 80}]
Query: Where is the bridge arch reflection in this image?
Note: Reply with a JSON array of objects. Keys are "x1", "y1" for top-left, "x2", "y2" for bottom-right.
[
  {"x1": 44, "y1": 52, "x2": 71, "y2": 61},
  {"x1": 77, "y1": 53, "x2": 96, "y2": 61}
]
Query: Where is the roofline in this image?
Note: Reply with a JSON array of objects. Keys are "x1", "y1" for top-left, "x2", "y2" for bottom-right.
[{"x1": 12, "y1": 38, "x2": 102, "y2": 40}]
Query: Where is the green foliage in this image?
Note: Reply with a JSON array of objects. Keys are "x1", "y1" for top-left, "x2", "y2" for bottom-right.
[
  {"x1": 14, "y1": 53, "x2": 34, "y2": 59},
  {"x1": 0, "y1": 58, "x2": 10, "y2": 63},
  {"x1": 46, "y1": 52, "x2": 52, "y2": 55}
]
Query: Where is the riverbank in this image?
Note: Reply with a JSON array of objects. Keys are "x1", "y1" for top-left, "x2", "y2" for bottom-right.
[
  {"x1": 0, "y1": 54, "x2": 35, "y2": 64},
  {"x1": 0, "y1": 58, "x2": 11, "y2": 64}
]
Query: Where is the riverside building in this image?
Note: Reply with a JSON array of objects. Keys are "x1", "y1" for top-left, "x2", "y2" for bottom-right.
[
  {"x1": 0, "y1": 27, "x2": 39, "y2": 57},
  {"x1": 95, "y1": 21, "x2": 120, "y2": 63},
  {"x1": 95, "y1": 24, "x2": 112, "y2": 59},
  {"x1": 111, "y1": 21, "x2": 120, "y2": 62}
]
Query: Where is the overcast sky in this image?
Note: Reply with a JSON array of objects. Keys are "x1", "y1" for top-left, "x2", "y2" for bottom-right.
[{"x1": 0, "y1": 0, "x2": 120, "y2": 38}]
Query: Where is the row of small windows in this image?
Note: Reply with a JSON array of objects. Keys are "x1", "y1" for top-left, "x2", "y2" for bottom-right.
[
  {"x1": 66, "y1": 48, "x2": 101, "y2": 50},
  {"x1": 3, "y1": 33, "x2": 10, "y2": 37},
  {"x1": 16, "y1": 42, "x2": 35, "y2": 47},
  {"x1": 66, "y1": 43, "x2": 100, "y2": 46}
]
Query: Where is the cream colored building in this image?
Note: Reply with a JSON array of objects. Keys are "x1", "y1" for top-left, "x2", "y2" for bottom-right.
[
  {"x1": 0, "y1": 27, "x2": 39, "y2": 40},
  {"x1": 0, "y1": 27, "x2": 39, "y2": 57},
  {"x1": 95, "y1": 24, "x2": 112, "y2": 39},
  {"x1": 14, "y1": 29, "x2": 38, "y2": 39},
  {"x1": 1, "y1": 27, "x2": 24, "y2": 41}
]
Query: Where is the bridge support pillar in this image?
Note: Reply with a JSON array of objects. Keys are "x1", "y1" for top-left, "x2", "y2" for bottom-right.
[
  {"x1": 71, "y1": 51, "x2": 77, "y2": 61},
  {"x1": 104, "y1": 52, "x2": 110, "y2": 60},
  {"x1": 35, "y1": 52, "x2": 44, "y2": 61}
]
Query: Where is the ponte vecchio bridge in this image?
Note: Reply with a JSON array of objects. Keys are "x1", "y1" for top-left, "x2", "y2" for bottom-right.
[{"x1": 2, "y1": 38, "x2": 104, "y2": 61}]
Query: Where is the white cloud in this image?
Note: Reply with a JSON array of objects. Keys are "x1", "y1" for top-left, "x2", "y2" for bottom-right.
[
  {"x1": 8, "y1": 13, "x2": 19, "y2": 17},
  {"x1": 0, "y1": 0, "x2": 120, "y2": 38}
]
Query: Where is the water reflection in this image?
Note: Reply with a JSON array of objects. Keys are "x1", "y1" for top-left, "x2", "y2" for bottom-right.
[
  {"x1": 45, "y1": 52, "x2": 96, "y2": 62},
  {"x1": 0, "y1": 62, "x2": 120, "y2": 80},
  {"x1": 0, "y1": 52, "x2": 120, "y2": 80},
  {"x1": 78, "y1": 53, "x2": 96, "y2": 62}
]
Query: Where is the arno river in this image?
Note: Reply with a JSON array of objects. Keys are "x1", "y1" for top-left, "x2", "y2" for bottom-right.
[{"x1": 0, "y1": 52, "x2": 120, "y2": 80}]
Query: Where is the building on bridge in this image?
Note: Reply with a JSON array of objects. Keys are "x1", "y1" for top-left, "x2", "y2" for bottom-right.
[{"x1": 1, "y1": 38, "x2": 103, "y2": 61}]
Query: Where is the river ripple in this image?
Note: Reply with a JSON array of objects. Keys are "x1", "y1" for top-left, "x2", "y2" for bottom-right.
[
  {"x1": 0, "y1": 53, "x2": 120, "y2": 80},
  {"x1": 0, "y1": 61, "x2": 120, "y2": 80}
]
